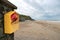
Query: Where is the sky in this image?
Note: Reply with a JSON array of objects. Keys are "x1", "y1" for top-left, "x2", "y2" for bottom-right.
[{"x1": 8, "y1": 0, "x2": 60, "y2": 21}]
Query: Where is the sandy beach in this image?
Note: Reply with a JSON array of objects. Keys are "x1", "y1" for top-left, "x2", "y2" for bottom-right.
[{"x1": 14, "y1": 20, "x2": 60, "y2": 40}]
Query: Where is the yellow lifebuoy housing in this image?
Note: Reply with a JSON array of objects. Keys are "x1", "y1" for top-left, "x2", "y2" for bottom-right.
[{"x1": 4, "y1": 11, "x2": 19, "y2": 34}]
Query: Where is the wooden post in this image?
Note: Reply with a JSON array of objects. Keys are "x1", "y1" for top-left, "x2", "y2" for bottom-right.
[{"x1": 0, "y1": 0, "x2": 17, "y2": 40}]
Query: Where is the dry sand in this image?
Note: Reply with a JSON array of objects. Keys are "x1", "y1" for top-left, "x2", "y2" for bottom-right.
[{"x1": 14, "y1": 20, "x2": 60, "y2": 40}]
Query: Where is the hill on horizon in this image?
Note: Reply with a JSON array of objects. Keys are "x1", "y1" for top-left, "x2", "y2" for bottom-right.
[{"x1": 19, "y1": 14, "x2": 34, "y2": 21}]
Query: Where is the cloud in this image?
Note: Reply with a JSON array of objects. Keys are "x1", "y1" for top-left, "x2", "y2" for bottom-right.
[
  {"x1": 8, "y1": 0, "x2": 60, "y2": 21},
  {"x1": 9, "y1": 0, "x2": 38, "y2": 15}
]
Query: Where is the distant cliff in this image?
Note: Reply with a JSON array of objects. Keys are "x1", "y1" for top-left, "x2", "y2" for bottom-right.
[{"x1": 19, "y1": 14, "x2": 34, "y2": 21}]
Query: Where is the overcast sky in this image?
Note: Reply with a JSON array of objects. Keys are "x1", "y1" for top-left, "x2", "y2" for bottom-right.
[{"x1": 8, "y1": 0, "x2": 60, "y2": 21}]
